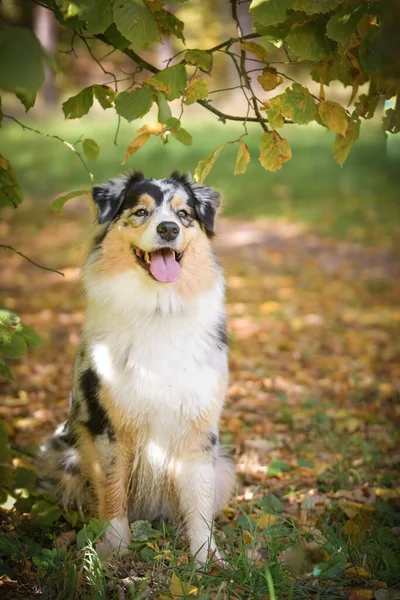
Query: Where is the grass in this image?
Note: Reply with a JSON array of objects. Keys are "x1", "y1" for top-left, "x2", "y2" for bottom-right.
[{"x1": 2, "y1": 112, "x2": 400, "y2": 246}]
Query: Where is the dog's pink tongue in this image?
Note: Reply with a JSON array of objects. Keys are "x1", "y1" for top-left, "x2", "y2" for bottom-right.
[{"x1": 150, "y1": 249, "x2": 181, "y2": 283}]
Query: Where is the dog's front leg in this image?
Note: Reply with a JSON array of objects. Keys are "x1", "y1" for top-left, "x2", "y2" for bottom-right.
[
  {"x1": 175, "y1": 453, "x2": 219, "y2": 564},
  {"x1": 78, "y1": 427, "x2": 131, "y2": 556}
]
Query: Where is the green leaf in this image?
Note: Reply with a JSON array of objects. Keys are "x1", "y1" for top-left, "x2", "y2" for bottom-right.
[
  {"x1": 326, "y1": 3, "x2": 366, "y2": 50},
  {"x1": 287, "y1": 21, "x2": 335, "y2": 61},
  {"x1": 82, "y1": 138, "x2": 100, "y2": 161},
  {"x1": 234, "y1": 141, "x2": 251, "y2": 175},
  {"x1": 113, "y1": 1, "x2": 159, "y2": 47},
  {"x1": 261, "y1": 493, "x2": 284, "y2": 512},
  {"x1": 333, "y1": 119, "x2": 360, "y2": 166},
  {"x1": 318, "y1": 99, "x2": 349, "y2": 135},
  {"x1": 281, "y1": 83, "x2": 316, "y2": 124},
  {"x1": 62, "y1": 87, "x2": 94, "y2": 119},
  {"x1": 185, "y1": 79, "x2": 208, "y2": 105},
  {"x1": 156, "y1": 92, "x2": 172, "y2": 124},
  {"x1": 15, "y1": 324, "x2": 43, "y2": 348},
  {"x1": 155, "y1": 9, "x2": 185, "y2": 42},
  {"x1": 185, "y1": 50, "x2": 212, "y2": 73},
  {"x1": 92, "y1": 84, "x2": 115, "y2": 109},
  {"x1": 0, "y1": 359, "x2": 13, "y2": 381},
  {"x1": 0, "y1": 26, "x2": 46, "y2": 97},
  {"x1": 147, "y1": 65, "x2": 187, "y2": 101},
  {"x1": 115, "y1": 87, "x2": 153, "y2": 122},
  {"x1": 0, "y1": 158, "x2": 23, "y2": 209},
  {"x1": 250, "y1": 0, "x2": 291, "y2": 27},
  {"x1": 353, "y1": 94, "x2": 379, "y2": 120},
  {"x1": 268, "y1": 459, "x2": 292, "y2": 476},
  {"x1": 298, "y1": 458, "x2": 315, "y2": 468},
  {"x1": 194, "y1": 144, "x2": 227, "y2": 184},
  {"x1": 103, "y1": 23, "x2": 131, "y2": 50},
  {"x1": 130, "y1": 520, "x2": 160, "y2": 542},
  {"x1": 84, "y1": 0, "x2": 113, "y2": 34},
  {"x1": 0, "y1": 331, "x2": 27, "y2": 359},
  {"x1": 267, "y1": 96, "x2": 285, "y2": 128},
  {"x1": 166, "y1": 118, "x2": 192, "y2": 146},
  {"x1": 259, "y1": 131, "x2": 292, "y2": 172},
  {"x1": 0, "y1": 309, "x2": 20, "y2": 328},
  {"x1": 15, "y1": 90, "x2": 36, "y2": 112},
  {"x1": 51, "y1": 189, "x2": 89, "y2": 212},
  {"x1": 289, "y1": 0, "x2": 343, "y2": 15},
  {"x1": 31, "y1": 500, "x2": 62, "y2": 526},
  {"x1": 76, "y1": 519, "x2": 109, "y2": 549}
]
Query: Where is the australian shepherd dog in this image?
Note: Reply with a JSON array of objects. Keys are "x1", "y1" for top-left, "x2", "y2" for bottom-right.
[{"x1": 38, "y1": 171, "x2": 235, "y2": 563}]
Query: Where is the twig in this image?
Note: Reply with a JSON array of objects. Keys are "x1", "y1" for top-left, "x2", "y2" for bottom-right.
[
  {"x1": 79, "y1": 33, "x2": 118, "y2": 92},
  {"x1": 0, "y1": 245, "x2": 64, "y2": 277},
  {"x1": 231, "y1": 0, "x2": 268, "y2": 131},
  {"x1": 3, "y1": 114, "x2": 93, "y2": 183}
]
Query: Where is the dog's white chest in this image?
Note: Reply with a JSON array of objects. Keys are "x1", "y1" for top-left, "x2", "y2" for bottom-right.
[{"x1": 90, "y1": 305, "x2": 227, "y2": 427}]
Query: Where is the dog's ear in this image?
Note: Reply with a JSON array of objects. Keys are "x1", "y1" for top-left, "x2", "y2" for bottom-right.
[
  {"x1": 171, "y1": 172, "x2": 221, "y2": 236},
  {"x1": 92, "y1": 171, "x2": 145, "y2": 224},
  {"x1": 190, "y1": 179, "x2": 221, "y2": 237}
]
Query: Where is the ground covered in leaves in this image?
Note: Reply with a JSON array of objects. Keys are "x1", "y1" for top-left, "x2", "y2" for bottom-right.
[{"x1": 1, "y1": 203, "x2": 399, "y2": 599}]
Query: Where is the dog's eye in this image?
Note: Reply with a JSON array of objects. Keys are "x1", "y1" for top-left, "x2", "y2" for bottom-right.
[
  {"x1": 134, "y1": 208, "x2": 148, "y2": 217},
  {"x1": 178, "y1": 209, "x2": 188, "y2": 218}
]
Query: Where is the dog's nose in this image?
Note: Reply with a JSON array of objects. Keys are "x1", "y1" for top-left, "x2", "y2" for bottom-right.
[{"x1": 157, "y1": 221, "x2": 180, "y2": 241}]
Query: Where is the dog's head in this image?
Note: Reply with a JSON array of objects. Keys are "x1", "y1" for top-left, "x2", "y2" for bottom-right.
[{"x1": 91, "y1": 171, "x2": 221, "y2": 284}]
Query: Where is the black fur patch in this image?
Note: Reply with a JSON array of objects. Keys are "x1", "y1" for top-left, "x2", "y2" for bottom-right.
[
  {"x1": 215, "y1": 318, "x2": 228, "y2": 349},
  {"x1": 50, "y1": 421, "x2": 77, "y2": 451},
  {"x1": 208, "y1": 432, "x2": 218, "y2": 447},
  {"x1": 122, "y1": 179, "x2": 164, "y2": 210},
  {"x1": 80, "y1": 368, "x2": 114, "y2": 438}
]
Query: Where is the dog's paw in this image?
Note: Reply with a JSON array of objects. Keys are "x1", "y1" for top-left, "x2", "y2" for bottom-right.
[{"x1": 96, "y1": 518, "x2": 131, "y2": 561}]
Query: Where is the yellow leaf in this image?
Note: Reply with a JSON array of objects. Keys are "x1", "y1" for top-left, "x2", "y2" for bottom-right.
[
  {"x1": 318, "y1": 100, "x2": 349, "y2": 135},
  {"x1": 170, "y1": 573, "x2": 198, "y2": 597},
  {"x1": 185, "y1": 78, "x2": 208, "y2": 105},
  {"x1": 194, "y1": 144, "x2": 227, "y2": 183},
  {"x1": 243, "y1": 530, "x2": 254, "y2": 544},
  {"x1": 348, "y1": 590, "x2": 374, "y2": 600},
  {"x1": 138, "y1": 122, "x2": 164, "y2": 135},
  {"x1": 241, "y1": 41, "x2": 269, "y2": 62},
  {"x1": 375, "y1": 487, "x2": 400, "y2": 499},
  {"x1": 257, "y1": 68, "x2": 283, "y2": 91},
  {"x1": 0, "y1": 155, "x2": 9, "y2": 170},
  {"x1": 222, "y1": 506, "x2": 236, "y2": 519},
  {"x1": 234, "y1": 141, "x2": 250, "y2": 175},
  {"x1": 143, "y1": 75, "x2": 170, "y2": 93},
  {"x1": 122, "y1": 132, "x2": 150, "y2": 164},
  {"x1": 256, "y1": 513, "x2": 279, "y2": 529},
  {"x1": 333, "y1": 120, "x2": 360, "y2": 166},
  {"x1": 345, "y1": 565, "x2": 371, "y2": 579},
  {"x1": 259, "y1": 131, "x2": 291, "y2": 172}
]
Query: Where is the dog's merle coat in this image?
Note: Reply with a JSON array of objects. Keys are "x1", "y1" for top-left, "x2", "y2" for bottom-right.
[{"x1": 38, "y1": 172, "x2": 235, "y2": 562}]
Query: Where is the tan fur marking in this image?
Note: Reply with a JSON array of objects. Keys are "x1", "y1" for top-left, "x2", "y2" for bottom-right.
[
  {"x1": 171, "y1": 193, "x2": 190, "y2": 211},
  {"x1": 137, "y1": 193, "x2": 156, "y2": 211},
  {"x1": 75, "y1": 423, "x2": 130, "y2": 521}
]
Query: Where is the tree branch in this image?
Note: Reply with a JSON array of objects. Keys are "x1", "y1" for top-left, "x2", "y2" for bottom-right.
[
  {"x1": 94, "y1": 33, "x2": 286, "y2": 126},
  {"x1": 0, "y1": 245, "x2": 64, "y2": 277}
]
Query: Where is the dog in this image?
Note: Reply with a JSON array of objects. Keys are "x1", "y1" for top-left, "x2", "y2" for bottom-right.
[{"x1": 38, "y1": 171, "x2": 235, "y2": 563}]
